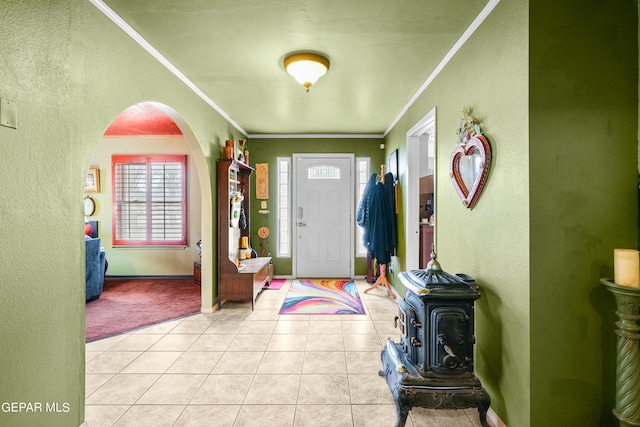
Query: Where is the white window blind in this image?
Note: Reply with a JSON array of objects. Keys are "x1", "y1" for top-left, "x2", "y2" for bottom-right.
[{"x1": 112, "y1": 155, "x2": 187, "y2": 246}]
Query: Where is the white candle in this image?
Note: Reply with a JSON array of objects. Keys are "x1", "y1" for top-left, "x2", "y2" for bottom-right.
[{"x1": 614, "y1": 249, "x2": 640, "y2": 287}]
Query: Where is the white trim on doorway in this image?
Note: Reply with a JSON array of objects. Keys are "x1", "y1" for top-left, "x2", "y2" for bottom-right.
[{"x1": 405, "y1": 107, "x2": 436, "y2": 271}]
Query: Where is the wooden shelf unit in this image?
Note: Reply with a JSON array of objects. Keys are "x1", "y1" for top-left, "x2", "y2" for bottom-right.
[{"x1": 217, "y1": 159, "x2": 272, "y2": 309}]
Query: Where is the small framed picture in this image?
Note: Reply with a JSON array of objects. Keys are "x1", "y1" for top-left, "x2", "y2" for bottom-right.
[
  {"x1": 84, "y1": 221, "x2": 98, "y2": 238},
  {"x1": 388, "y1": 149, "x2": 398, "y2": 183},
  {"x1": 85, "y1": 168, "x2": 100, "y2": 193}
]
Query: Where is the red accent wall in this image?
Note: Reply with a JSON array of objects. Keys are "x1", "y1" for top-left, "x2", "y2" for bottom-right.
[{"x1": 104, "y1": 103, "x2": 182, "y2": 136}]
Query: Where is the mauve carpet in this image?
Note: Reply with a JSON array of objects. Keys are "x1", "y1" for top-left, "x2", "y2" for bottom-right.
[
  {"x1": 86, "y1": 277, "x2": 201, "y2": 342},
  {"x1": 263, "y1": 278, "x2": 286, "y2": 290}
]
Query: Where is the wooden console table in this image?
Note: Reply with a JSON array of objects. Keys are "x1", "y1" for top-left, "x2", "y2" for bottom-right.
[{"x1": 219, "y1": 257, "x2": 272, "y2": 309}]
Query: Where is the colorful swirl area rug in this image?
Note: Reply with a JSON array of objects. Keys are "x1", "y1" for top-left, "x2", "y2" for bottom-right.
[{"x1": 279, "y1": 279, "x2": 365, "y2": 315}]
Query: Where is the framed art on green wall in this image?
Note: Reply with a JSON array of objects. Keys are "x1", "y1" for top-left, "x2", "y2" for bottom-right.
[{"x1": 388, "y1": 149, "x2": 398, "y2": 183}]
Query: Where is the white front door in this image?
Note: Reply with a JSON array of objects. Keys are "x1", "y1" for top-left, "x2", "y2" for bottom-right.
[{"x1": 293, "y1": 154, "x2": 354, "y2": 278}]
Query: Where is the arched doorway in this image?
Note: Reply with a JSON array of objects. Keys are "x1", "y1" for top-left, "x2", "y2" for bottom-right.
[
  {"x1": 149, "y1": 102, "x2": 214, "y2": 313},
  {"x1": 84, "y1": 102, "x2": 214, "y2": 327}
]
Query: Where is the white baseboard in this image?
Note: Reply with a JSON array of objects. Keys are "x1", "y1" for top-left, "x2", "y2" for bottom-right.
[
  {"x1": 200, "y1": 306, "x2": 215, "y2": 313},
  {"x1": 487, "y1": 408, "x2": 506, "y2": 427},
  {"x1": 80, "y1": 422, "x2": 89, "y2": 427}
]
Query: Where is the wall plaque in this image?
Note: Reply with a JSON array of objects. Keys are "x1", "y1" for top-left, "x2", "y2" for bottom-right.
[{"x1": 256, "y1": 163, "x2": 269, "y2": 199}]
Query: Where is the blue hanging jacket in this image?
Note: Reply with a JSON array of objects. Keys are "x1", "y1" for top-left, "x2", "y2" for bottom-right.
[{"x1": 357, "y1": 172, "x2": 397, "y2": 264}]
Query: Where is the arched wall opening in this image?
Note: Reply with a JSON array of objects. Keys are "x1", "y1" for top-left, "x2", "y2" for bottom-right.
[
  {"x1": 151, "y1": 102, "x2": 214, "y2": 312},
  {"x1": 85, "y1": 102, "x2": 214, "y2": 313}
]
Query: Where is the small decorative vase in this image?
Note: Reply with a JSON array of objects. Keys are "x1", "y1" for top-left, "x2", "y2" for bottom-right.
[
  {"x1": 230, "y1": 202, "x2": 241, "y2": 228},
  {"x1": 237, "y1": 139, "x2": 246, "y2": 163}
]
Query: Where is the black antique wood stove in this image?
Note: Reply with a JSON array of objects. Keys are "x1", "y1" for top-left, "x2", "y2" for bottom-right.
[{"x1": 379, "y1": 251, "x2": 490, "y2": 426}]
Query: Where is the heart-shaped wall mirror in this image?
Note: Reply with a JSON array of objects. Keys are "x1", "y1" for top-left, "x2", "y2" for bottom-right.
[{"x1": 449, "y1": 135, "x2": 491, "y2": 209}]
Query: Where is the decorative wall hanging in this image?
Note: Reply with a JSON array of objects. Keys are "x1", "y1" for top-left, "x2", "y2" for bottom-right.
[
  {"x1": 449, "y1": 107, "x2": 492, "y2": 209},
  {"x1": 83, "y1": 196, "x2": 96, "y2": 216},
  {"x1": 257, "y1": 226, "x2": 270, "y2": 255},
  {"x1": 387, "y1": 149, "x2": 398, "y2": 183},
  {"x1": 85, "y1": 168, "x2": 100, "y2": 193},
  {"x1": 256, "y1": 163, "x2": 269, "y2": 199},
  {"x1": 84, "y1": 221, "x2": 98, "y2": 238}
]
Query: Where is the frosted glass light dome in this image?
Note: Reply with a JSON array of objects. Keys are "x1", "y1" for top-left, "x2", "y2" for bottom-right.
[{"x1": 284, "y1": 52, "x2": 330, "y2": 92}]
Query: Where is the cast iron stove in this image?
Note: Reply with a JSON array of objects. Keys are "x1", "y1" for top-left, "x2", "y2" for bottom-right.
[{"x1": 379, "y1": 251, "x2": 490, "y2": 426}]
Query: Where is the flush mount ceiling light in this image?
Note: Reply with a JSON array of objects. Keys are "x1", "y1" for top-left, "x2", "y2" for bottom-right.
[{"x1": 284, "y1": 52, "x2": 330, "y2": 92}]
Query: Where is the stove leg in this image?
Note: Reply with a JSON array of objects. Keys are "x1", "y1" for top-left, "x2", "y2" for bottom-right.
[
  {"x1": 394, "y1": 403, "x2": 410, "y2": 427},
  {"x1": 478, "y1": 404, "x2": 489, "y2": 427}
]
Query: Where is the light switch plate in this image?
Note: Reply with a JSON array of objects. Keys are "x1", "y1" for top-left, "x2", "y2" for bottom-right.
[{"x1": 1, "y1": 98, "x2": 17, "y2": 129}]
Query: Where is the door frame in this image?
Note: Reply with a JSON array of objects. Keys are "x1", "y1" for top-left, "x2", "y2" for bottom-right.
[
  {"x1": 405, "y1": 107, "x2": 436, "y2": 271},
  {"x1": 292, "y1": 153, "x2": 355, "y2": 279}
]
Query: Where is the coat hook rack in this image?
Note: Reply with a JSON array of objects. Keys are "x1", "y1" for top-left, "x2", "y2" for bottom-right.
[{"x1": 363, "y1": 163, "x2": 396, "y2": 299}]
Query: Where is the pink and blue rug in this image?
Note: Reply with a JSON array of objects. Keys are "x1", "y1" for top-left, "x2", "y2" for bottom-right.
[{"x1": 279, "y1": 279, "x2": 365, "y2": 315}]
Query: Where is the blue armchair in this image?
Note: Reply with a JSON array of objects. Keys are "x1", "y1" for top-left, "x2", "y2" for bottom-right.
[{"x1": 85, "y1": 236, "x2": 106, "y2": 301}]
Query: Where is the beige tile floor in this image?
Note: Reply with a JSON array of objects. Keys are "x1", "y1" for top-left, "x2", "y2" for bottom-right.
[{"x1": 85, "y1": 280, "x2": 486, "y2": 427}]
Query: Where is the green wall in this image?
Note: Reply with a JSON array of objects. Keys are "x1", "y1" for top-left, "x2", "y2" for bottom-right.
[
  {"x1": 384, "y1": 1, "x2": 530, "y2": 425},
  {"x1": 529, "y1": 1, "x2": 638, "y2": 425},
  {"x1": 247, "y1": 137, "x2": 385, "y2": 276},
  {"x1": 384, "y1": 1, "x2": 638, "y2": 426},
  {"x1": 1, "y1": 1, "x2": 638, "y2": 426},
  {"x1": 0, "y1": 1, "x2": 242, "y2": 425}
]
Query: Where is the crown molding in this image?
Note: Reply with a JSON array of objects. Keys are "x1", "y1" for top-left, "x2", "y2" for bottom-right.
[
  {"x1": 384, "y1": 0, "x2": 501, "y2": 136},
  {"x1": 89, "y1": 0, "x2": 248, "y2": 137},
  {"x1": 91, "y1": 0, "x2": 500, "y2": 140},
  {"x1": 247, "y1": 133, "x2": 385, "y2": 139}
]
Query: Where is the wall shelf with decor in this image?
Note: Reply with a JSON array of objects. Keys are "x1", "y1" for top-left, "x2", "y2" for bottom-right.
[{"x1": 217, "y1": 158, "x2": 272, "y2": 309}]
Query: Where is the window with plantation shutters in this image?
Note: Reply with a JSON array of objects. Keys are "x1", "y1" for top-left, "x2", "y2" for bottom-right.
[{"x1": 112, "y1": 155, "x2": 187, "y2": 246}]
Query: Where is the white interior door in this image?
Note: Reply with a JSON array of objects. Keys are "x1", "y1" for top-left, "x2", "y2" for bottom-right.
[{"x1": 294, "y1": 154, "x2": 354, "y2": 278}]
